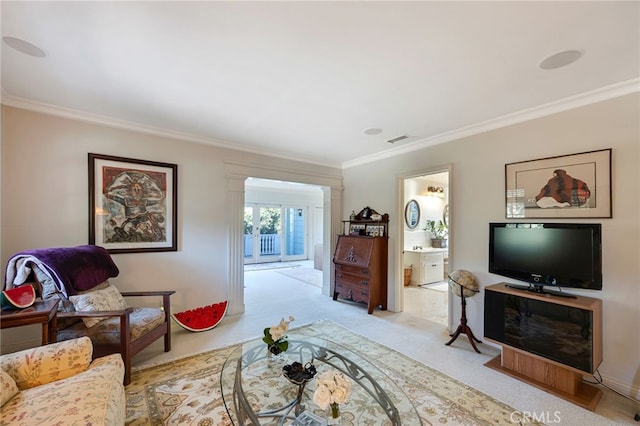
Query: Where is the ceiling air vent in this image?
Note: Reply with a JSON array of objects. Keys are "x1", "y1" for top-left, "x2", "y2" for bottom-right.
[{"x1": 386, "y1": 135, "x2": 409, "y2": 144}]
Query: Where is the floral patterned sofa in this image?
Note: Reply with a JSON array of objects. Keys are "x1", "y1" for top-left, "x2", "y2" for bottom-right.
[{"x1": 0, "y1": 336, "x2": 125, "y2": 425}]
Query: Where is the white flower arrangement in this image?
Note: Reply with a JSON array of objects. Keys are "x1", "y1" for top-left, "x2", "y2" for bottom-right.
[
  {"x1": 262, "y1": 316, "x2": 295, "y2": 354},
  {"x1": 312, "y1": 370, "x2": 352, "y2": 410}
]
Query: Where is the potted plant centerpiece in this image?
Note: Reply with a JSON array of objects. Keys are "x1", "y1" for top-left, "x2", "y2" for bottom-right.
[{"x1": 425, "y1": 219, "x2": 448, "y2": 248}]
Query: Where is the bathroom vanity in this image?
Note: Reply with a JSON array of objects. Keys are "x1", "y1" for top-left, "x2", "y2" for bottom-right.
[{"x1": 404, "y1": 247, "x2": 448, "y2": 285}]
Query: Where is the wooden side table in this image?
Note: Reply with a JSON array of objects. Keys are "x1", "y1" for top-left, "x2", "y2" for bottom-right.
[{"x1": 0, "y1": 299, "x2": 59, "y2": 345}]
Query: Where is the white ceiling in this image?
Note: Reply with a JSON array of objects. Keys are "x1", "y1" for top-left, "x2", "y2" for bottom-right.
[{"x1": 2, "y1": 1, "x2": 638, "y2": 168}]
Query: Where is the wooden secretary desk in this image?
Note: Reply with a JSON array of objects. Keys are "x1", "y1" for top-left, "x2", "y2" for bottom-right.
[{"x1": 332, "y1": 207, "x2": 389, "y2": 314}]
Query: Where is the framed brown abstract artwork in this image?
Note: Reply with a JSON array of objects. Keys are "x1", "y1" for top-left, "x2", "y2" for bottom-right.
[
  {"x1": 89, "y1": 153, "x2": 178, "y2": 253},
  {"x1": 505, "y1": 149, "x2": 611, "y2": 219}
]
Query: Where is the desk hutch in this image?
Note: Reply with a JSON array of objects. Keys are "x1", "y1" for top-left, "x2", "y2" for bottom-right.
[{"x1": 332, "y1": 207, "x2": 389, "y2": 314}]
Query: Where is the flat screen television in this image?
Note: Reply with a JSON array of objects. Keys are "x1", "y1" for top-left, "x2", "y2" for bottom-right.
[{"x1": 488, "y1": 222, "x2": 602, "y2": 296}]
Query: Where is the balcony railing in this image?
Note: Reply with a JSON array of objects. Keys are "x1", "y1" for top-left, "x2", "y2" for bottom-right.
[{"x1": 244, "y1": 234, "x2": 281, "y2": 257}]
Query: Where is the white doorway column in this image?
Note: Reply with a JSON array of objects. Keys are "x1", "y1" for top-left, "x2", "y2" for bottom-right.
[
  {"x1": 227, "y1": 174, "x2": 246, "y2": 315},
  {"x1": 322, "y1": 186, "x2": 343, "y2": 297},
  {"x1": 224, "y1": 160, "x2": 344, "y2": 315}
]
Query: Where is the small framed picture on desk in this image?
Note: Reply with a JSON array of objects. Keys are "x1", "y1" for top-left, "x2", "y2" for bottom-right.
[
  {"x1": 366, "y1": 225, "x2": 384, "y2": 237},
  {"x1": 349, "y1": 224, "x2": 365, "y2": 235}
]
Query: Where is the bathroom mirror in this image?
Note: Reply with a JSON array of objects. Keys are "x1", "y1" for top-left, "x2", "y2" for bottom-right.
[
  {"x1": 443, "y1": 204, "x2": 449, "y2": 227},
  {"x1": 405, "y1": 199, "x2": 420, "y2": 229}
]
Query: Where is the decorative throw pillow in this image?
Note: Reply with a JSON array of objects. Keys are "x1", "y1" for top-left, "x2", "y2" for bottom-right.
[
  {"x1": 69, "y1": 284, "x2": 127, "y2": 328},
  {"x1": 0, "y1": 368, "x2": 19, "y2": 407}
]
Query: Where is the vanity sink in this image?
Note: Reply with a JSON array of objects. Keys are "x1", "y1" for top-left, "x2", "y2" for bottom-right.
[{"x1": 405, "y1": 247, "x2": 447, "y2": 253}]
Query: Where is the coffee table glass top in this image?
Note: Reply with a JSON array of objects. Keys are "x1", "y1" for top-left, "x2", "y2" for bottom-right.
[{"x1": 220, "y1": 334, "x2": 422, "y2": 425}]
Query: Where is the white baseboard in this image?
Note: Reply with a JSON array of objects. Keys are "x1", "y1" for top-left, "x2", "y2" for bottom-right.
[{"x1": 600, "y1": 373, "x2": 640, "y2": 400}]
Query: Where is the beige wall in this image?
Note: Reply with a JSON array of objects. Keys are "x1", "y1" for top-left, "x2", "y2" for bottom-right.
[
  {"x1": 0, "y1": 106, "x2": 341, "y2": 350},
  {"x1": 342, "y1": 93, "x2": 639, "y2": 396},
  {"x1": 2, "y1": 93, "x2": 638, "y2": 396}
]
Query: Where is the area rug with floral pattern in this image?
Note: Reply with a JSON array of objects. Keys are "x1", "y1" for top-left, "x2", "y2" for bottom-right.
[{"x1": 125, "y1": 320, "x2": 539, "y2": 425}]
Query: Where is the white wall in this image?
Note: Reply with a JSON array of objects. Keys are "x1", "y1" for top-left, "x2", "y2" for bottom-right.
[
  {"x1": 342, "y1": 93, "x2": 640, "y2": 396},
  {"x1": 0, "y1": 106, "x2": 341, "y2": 351}
]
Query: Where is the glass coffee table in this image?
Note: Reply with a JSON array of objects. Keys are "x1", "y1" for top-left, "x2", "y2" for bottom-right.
[{"x1": 220, "y1": 334, "x2": 423, "y2": 425}]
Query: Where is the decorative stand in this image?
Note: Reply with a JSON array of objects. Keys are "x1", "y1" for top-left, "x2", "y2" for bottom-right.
[
  {"x1": 446, "y1": 281, "x2": 482, "y2": 354},
  {"x1": 282, "y1": 361, "x2": 317, "y2": 416}
]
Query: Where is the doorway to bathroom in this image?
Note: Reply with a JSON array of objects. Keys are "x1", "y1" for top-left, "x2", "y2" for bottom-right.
[{"x1": 401, "y1": 169, "x2": 451, "y2": 327}]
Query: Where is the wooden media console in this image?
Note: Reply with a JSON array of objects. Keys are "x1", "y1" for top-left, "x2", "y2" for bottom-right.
[{"x1": 484, "y1": 283, "x2": 603, "y2": 411}]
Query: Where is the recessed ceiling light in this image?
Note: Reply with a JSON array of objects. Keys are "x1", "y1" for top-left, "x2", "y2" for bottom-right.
[
  {"x1": 539, "y1": 49, "x2": 583, "y2": 70},
  {"x1": 2, "y1": 36, "x2": 46, "y2": 58},
  {"x1": 363, "y1": 128, "x2": 383, "y2": 135}
]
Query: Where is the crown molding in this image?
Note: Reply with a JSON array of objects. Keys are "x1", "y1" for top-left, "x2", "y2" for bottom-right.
[
  {"x1": 341, "y1": 77, "x2": 640, "y2": 169},
  {"x1": 0, "y1": 94, "x2": 342, "y2": 169},
  {"x1": 224, "y1": 159, "x2": 343, "y2": 189},
  {"x1": 3, "y1": 77, "x2": 638, "y2": 171}
]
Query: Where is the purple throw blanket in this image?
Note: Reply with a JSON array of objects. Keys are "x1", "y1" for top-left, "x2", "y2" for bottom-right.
[{"x1": 5, "y1": 245, "x2": 119, "y2": 296}]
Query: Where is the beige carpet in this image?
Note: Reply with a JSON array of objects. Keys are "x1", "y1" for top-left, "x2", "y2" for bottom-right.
[
  {"x1": 245, "y1": 262, "x2": 301, "y2": 271},
  {"x1": 275, "y1": 266, "x2": 322, "y2": 288},
  {"x1": 125, "y1": 320, "x2": 541, "y2": 425}
]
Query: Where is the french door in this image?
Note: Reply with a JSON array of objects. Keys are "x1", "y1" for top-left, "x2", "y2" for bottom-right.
[
  {"x1": 282, "y1": 206, "x2": 307, "y2": 261},
  {"x1": 244, "y1": 204, "x2": 307, "y2": 264}
]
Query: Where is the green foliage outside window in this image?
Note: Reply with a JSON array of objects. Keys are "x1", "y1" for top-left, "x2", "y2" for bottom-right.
[
  {"x1": 260, "y1": 208, "x2": 281, "y2": 234},
  {"x1": 243, "y1": 212, "x2": 253, "y2": 234},
  {"x1": 244, "y1": 208, "x2": 281, "y2": 234}
]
